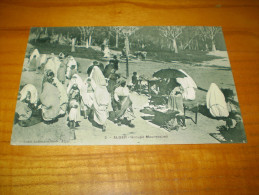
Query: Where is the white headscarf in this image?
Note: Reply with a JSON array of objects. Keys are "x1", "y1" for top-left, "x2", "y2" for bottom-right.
[
  {"x1": 67, "y1": 74, "x2": 85, "y2": 94},
  {"x1": 206, "y1": 83, "x2": 229, "y2": 117},
  {"x1": 90, "y1": 66, "x2": 107, "y2": 89},
  {"x1": 20, "y1": 84, "x2": 38, "y2": 105}
]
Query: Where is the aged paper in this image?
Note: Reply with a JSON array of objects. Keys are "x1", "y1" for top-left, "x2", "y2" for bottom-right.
[{"x1": 11, "y1": 26, "x2": 246, "y2": 145}]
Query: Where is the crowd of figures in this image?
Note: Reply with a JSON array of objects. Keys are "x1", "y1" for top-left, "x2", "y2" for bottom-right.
[
  {"x1": 15, "y1": 49, "x2": 136, "y2": 137},
  {"x1": 14, "y1": 47, "x2": 246, "y2": 143}
]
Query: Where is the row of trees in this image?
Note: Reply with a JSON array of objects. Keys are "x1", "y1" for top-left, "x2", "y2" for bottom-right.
[{"x1": 30, "y1": 26, "x2": 225, "y2": 54}]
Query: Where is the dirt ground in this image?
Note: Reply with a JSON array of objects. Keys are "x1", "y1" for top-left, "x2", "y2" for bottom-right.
[{"x1": 11, "y1": 52, "x2": 240, "y2": 145}]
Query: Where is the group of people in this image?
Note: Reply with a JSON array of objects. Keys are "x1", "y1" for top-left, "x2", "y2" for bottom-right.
[{"x1": 15, "y1": 49, "x2": 136, "y2": 135}]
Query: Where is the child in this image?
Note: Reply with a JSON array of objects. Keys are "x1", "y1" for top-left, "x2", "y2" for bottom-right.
[
  {"x1": 68, "y1": 84, "x2": 81, "y2": 129},
  {"x1": 131, "y1": 72, "x2": 139, "y2": 91}
]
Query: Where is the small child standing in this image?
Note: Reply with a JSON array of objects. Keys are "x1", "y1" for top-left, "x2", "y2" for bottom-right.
[
  {"x1": 68, "y1": 84, "x2": 81, "y2": 129},
  {"x1": 131, "y1": 72, "x2": 139, "y2": 91}
]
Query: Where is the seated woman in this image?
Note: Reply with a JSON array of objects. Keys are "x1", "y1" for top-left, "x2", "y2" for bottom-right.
[
  {"x1": 40, "y1": 70, "x2": 68, "y2": 122},
  {"x1": 168, "y1": 81, "x2": 186, "y2": 130},
  {"x1": 216, "y1": 88, "x2": 246, "y2": 143},
  {"x1": 15, "y1": 84, "x2": 42, "y2": 127},
  {"x1": 28, "y1": 55, "x2": 37, "y2": 71},
  {"x1": 206, "y1": 83, "x2": 229, "y2": 118},
  {"x1": 113, "y1": 80, "x2": 135, "y2": 128}
]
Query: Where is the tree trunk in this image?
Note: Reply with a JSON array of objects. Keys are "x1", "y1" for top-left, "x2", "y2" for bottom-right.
[
  {"x1": 180, "y1": 41, "x2": 183, "y2": 50},
  {"x1": 115, "y1": 32, "x2": 119, "y2": 48},
  {"x1": 173, "y1": 39, "x2": 178, "y2": 53},
  {"x1": 88, "y1": 35, "x2": 92, "y2": 47},
  {"x1": 205, "y1": 43, "x2": 209, "y2": 51},
  {"x1": 86, "y1": 38, "x2": 89, "y2": 48},
  {"x1": 71, "y1": 38, "x2": 76, "y2": 52},
  {"x1": 168, "y1": 42, "x2": 172, "y2": 51},
  {"x1": 126, "y1": 57, "x2": 129, "y2": 78},
  {"x1": 125, "y1": 36, "x2": 130, "y2": 78},
  {"x1": 196, "y1": 39, "x2": 199, "y2": 50},
  {"x1": 211, "y1": 40, "x2": 216, "y2": 51}
]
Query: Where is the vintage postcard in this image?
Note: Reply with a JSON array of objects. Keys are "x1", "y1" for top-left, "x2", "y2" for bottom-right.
[{"x1": 11, "y1": 26, "x2": 246, "y2": 145}]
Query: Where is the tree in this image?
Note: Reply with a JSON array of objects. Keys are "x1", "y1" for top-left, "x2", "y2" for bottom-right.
[
  {"x1": 111, "y1": 26, "x2": 123, "y2": 48},
  {"x1": 77, "y1": 27, "x2": 95, "y2": 48},
  {"x1": 71, "y1": 37, "x2": 76, "y2": 52},
  {"x1": 199, "y1": 26, "x2": 221, "y2": 51},
  {"x1": 179, "y1": 26, "x2": 200, "y2": 51},
  {"x1": 160, "y1": 26, "x2": 184, "y2": 53},
  {"x1": 120, "y1": 26, "x2": 138, "y2": 77}
]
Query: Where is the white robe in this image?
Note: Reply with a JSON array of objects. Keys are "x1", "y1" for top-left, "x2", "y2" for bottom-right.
[
  {"x1": 81, "y1": 80, "x2": 95, "y2": 109},
  {"x1": 69, "y1": 99, "x2": 80, "y2": 122},
  {"x1": 66, "y1": 56, "x2": 78, "y2": 78},
  {"x1": 176, "y1": 69, "x2": 197, "y2": 100},
  {"x1": 67, "y1": 74, "x2": 85, "y2": 94},
  {"x1": 44, "y1": 58, "x2": 60, "y2": 77},
  {"x1": 206, "y1": 83, "x2": 229, "y2": 117},
  {"x1": 20, "y1": 84, "x2": 38, "y2": 106},
  {"x1": 29, "y1": 49, "x2": 40, "y2": 62},
  {"x1": 90, "y1": 66, "x2": 112, "y2": 125},
  {"x1": 53, "y1": 77, "x2": 68, "y2": 113},
  {"x1": 39, "y1": 54, "x2": 47, "y2": 66},
  {"x1": 93, "y1": 86, "x2": 111, "y2": 125},
  {"x1": 103, "y1": 46, "x2": 110, "y2": 58}
]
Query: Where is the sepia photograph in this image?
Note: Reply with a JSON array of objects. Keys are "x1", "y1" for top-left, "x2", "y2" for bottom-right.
[{"x1": 10, "y1": 26, "x2": 246, "y2": 145}]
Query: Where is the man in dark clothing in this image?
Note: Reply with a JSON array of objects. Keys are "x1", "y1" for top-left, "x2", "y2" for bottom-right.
[
  {"x1": 103, "y1": 61, "x2": 115, "y2": 78},
  {"x1": 87, "y1": 61, "x2": 99, "y2": 76},
  {"x1": 98, "y1": 63, "x2": 105, "y2": 73},
  {"x1": 109, "y1": 55, "x2": 119, "y2": 71},
  {"x1": 132, "y1": 72, "x2": 139, "y2": 91}
]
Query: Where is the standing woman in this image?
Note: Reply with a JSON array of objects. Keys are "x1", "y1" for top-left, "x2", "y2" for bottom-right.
[
  {"x1": 29, "y1": 55, "x2": 37, "y2": 71},
  {"x1": 113, "y1": 80, "x2": 135, "y2": 127},
  {"x1": 168, "y1": 81, "x2": 186, "y2": 130},
  {"x1": 90, "y1": 66, "x2": 112, "y2": 132},
  {"x1": 57, "y1": 60, "x2": 66, "y2": 84}
]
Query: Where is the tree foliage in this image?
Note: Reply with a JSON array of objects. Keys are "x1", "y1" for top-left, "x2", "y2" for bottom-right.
[{"x1": 29, "y1": 26, "x2": 225, "y2": 52}]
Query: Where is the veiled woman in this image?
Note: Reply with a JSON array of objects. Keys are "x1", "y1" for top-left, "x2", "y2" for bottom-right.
[
  {"x1": 40, "y1": 70, "x2": 68, "y2": 122},
  {"x1": 90, "y1": 66, "x2": 112, "y2": 131},
  {"x1": 14, "y1": 84, "x2": 42, "y2": 127},
  {"x1": 113, "y1": 80, "x2": 135, "y2": 127}
]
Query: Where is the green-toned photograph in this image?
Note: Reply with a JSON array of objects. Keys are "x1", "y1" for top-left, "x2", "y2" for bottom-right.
[{"x1": 11, "y1": 26, "x2": 246, "y2": 145}]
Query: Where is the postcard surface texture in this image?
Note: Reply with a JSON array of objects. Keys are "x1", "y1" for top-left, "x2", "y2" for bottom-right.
[{"x1": 11, "y1": 26, "x2": 246, "y2": 145}]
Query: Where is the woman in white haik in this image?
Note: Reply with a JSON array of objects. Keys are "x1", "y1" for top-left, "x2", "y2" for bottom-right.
[
  {"x1": 176, "y1": 69, "x2": 197, "y2": 101},
  {"x1": 206, "y1": 83, "x2": 229, "y2": 118},
  {"x1": 81, "y1": 77, "x2": 95, "y2": 119},
  {"x1": 90, "y1": 66, "x2": 112, "y2": 132},
  {"x1": 66, "y1": 74, "x2": 87, "y2": 126}
]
